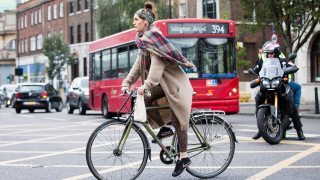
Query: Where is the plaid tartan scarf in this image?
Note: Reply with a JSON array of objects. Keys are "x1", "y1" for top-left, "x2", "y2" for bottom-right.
[{"x1": 135, "y1": 24, "x2": 195, "y2": 71}]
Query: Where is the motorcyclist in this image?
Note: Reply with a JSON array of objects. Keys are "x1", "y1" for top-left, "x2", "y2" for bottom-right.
[{"x1": 252, "y1": 41, "x2": 305, "y2": 140}]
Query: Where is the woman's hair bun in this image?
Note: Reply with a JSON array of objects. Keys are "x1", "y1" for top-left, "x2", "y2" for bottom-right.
[{"x1": 145, "y1": 2, "x2": 153, "y2": 10}]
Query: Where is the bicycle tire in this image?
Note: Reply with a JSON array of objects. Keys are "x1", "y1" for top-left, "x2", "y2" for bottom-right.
[
  {"x1": 86, "y1": 120, "x2": 149, "y2": 180},
  {"x1": 175, "y1": 115, "x2": 235, "y2": 179}
]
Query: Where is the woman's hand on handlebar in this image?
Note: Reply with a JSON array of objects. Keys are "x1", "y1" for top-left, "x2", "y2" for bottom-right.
[
  {"x1": 137, "y1": 87, "x2": 145, "y2": 95},
  {"x1": 121, "y1": 87, "x2": 129, "y2": 93}
]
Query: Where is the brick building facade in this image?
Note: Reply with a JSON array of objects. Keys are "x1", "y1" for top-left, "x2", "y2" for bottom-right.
[
  {"x1": 67, "y1": 0, "x2": 96, "y2": 80},
  {"x1": 16, "y1": 0, "x2": 68, "y2": 85}
]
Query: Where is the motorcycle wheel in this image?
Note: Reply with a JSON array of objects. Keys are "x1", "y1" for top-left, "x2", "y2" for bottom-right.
[{"x1": 257, "y1": 107, "x2": 283, "y2": 145}]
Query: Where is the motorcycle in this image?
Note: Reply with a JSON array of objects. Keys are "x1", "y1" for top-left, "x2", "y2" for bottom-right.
[{"x1": 248, "y1": 53, "x2": 299, "y2": 145}]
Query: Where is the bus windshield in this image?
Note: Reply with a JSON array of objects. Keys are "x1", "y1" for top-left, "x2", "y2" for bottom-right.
[{"x1": 168, "y1": 37, "x2": 236, "y2": 79}]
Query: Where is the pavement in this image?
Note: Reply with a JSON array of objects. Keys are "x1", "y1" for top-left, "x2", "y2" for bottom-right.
[{"x1": 238, "y1": 102, "x2": 320, "y2": 119}]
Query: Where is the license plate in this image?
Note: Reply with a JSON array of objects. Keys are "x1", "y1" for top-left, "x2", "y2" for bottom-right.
[
  {"x1": 25, "y1": 101, "x2": 36, "y2": 105},
  {"x1": 192, "y1": 108, "x2": 211, "y2": 112}
]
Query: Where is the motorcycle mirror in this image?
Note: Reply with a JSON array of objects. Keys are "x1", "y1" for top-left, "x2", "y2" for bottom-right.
[
  {"x1": 288, "y1": 53, "x2": 297, "y2": 61},
  {"x1": 248, "y1": 68, "x2": 257, "y2": 75}
]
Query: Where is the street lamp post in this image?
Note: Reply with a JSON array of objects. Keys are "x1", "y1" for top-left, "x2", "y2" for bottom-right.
[{"x1": 169, "y1": 0, "x2": 172, "y2": 19}]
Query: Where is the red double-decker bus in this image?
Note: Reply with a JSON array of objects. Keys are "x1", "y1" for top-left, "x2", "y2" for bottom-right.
[{"x1": 88, "y1": 18, "x2": 239, "y2": 118}]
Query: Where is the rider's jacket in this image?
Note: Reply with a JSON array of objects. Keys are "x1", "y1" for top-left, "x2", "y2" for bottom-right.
[{"x1": 253, "y1": 52, "x2": 296, "y2": 75}]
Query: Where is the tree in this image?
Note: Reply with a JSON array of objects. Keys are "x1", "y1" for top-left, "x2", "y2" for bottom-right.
[
  {"x1": 42, "y1": 33, "x2": 73, "y2": 86},
  {"x1": 32, "y1": 56, "x2": 42, "y2": 83},
  {"x1": 238, "y1": 0, "x2": 320, "y2": 56},
  {"x1": 94, "y1": 0, "x2": 178, "y2": 38}
]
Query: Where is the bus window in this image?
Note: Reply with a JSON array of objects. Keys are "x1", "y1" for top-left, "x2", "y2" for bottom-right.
[
  {"x1": 168, "y1": 38, "x2": 199, "y2": 78},
  {"x1": 111, "y1": 48, "x2": 117, "y2": 78},
  {"x1": 118, "y1": 47, "x2": 128, "y2": 78},
  {"x1": 129, "y1": 44, "x2": 138, "y2": 68},
  {"x1": 89, "y1": 54, "x2": 94, "y2": 81},
  {"x1": 102, "y1": 49, "x2": 111, "y2": 79},
  {"x1": 94, "y1": 52, "x2": 101, "y2": 81},
  {"x1": 201, "y1": 38, "x2": 235, "y2": 78}
]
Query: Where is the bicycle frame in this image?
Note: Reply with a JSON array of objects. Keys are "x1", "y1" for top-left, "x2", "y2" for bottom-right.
[{"x1": 115, "y1": 90, "x2": 210, "y2": 160}]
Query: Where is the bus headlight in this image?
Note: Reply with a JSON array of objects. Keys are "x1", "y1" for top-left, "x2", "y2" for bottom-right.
[
  {"x1": 271, "y1": 80, "x2": 280, "y2": 88},
  {"x1": 262, "y1": 80, "x2": 270, "y2": 88},
  {"x1": 232, "y1": 88, "x2": 237, "y2": 93}
]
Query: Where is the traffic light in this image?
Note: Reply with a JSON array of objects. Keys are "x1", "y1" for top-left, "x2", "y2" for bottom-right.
[{"x1": 7, "y1": 76, "x2": 10, "y2": 82}]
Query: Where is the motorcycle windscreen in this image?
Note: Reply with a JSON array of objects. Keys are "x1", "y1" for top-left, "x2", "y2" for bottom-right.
[{"x1": 259, "y1": 58, "x2": 284, "y2": 79}]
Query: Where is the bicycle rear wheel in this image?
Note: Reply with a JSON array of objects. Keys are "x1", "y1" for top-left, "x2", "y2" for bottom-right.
[
  {"x1": 176, "y1": 115, "x2": 235, "y2": 179},
  {"x1": 86, "y1": 120, "x2": 149, "y2": 180}
]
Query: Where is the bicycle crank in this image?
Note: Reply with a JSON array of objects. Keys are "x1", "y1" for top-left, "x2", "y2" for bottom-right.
[{"x1": 159, "y1": 146, "x2": 175, "y2": 164}]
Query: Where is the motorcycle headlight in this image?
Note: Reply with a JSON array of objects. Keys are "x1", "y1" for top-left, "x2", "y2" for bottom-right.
[
  {"x1": 271, "y1": 80, "x2": 280, "y2": 88},
  {"x1": 84, "y1": 91, "x2": 89, "y2": 96},
  {"x1": 262, "y1": 80, "x2": 270, "y2": 88}
]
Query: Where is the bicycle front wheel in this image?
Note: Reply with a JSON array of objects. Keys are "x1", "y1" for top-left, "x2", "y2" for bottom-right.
[
  {"x1": 176, "y1": 115, "x2": 235, "y2": 179},
  {"x1": 86, "y1": 120, "x2": 149, "y2": 180}
]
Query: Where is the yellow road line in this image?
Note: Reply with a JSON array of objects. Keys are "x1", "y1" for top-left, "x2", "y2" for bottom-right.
[{"x1": 246, "y1": 145, "x2": 320, "y2": 180}]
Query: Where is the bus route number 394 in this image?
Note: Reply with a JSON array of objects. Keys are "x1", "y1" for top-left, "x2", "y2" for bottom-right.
[{"x1": 212, "y1": 25, "x2": 225, "y2": 34}]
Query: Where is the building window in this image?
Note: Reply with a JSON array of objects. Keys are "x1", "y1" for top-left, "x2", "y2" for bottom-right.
[
  {"x1": 60, "y1": 29, "x2": 64, "y2": 41},
  {"x1": 24, "y1": 14, "x2": 27, "y2": 28},
  {"x1": 85, "y1": 0, "x2": 89, "y2": 10},
  {"x1": 70, "y1": 26, "x2": 74, "y2": 44},
  {"x1": 30, "y1": 11, "x2": 33, "y2": 26},
  {"x1": 60, "y1": 1, "x2": 63, "y2": 17},
  {"x1": 18, "y1": 40, "x2": 20, "y2": 53},
  {"x1": 78, "y1": 0, "x2": 81, "y2": 12},
  {"x1": 18, "y1": 17, "x2": 19, "y2": 29},
  {"x1": 35, "y1": 10, "x2": 37, "y2": 24},
  {"x1": 25, "y1": 38, "x2": 27, "y2": 53},
  {"x1": 311, "y1": 33, "x2": 320, "y2": 82},
  {"x1": 21, "y1": 39, "x2": 24, "y2": 53},
  {"x1": 85, "y1": 23, "x2": 89, "y2": 42},
  {"x1": 53, "y1": 3, "x2": 57, "y2": 19},
  {"x1": 37, "y1": 34, "x2": 43, "y2": 50},
  {"x1": 39, "y1": 8, "x2": 42, "y2": 23},
  {"x1": 78, "y1": 24, "x2": 81, "y2": 43},
  {"x1": 179, "y1": 4, "x2": 186, "y2": 18},
  {"x1": 30, "y1": 36, "x2": 36, "y2": 51},
  {"x1": 48, "y1": 31, "x2": 51, "y2": 38},
  {"x1": 203, "y1": 0, "x2": 216, "y2": 19},
  {"x1": 70, "y1": 2, "x2": 74, "y2": 13},
  {"x1": 7, "y1": 39, "x2": 16, "y2": 50},
  {"x1": 84, "y1": 57, "x2": 87, "y2": 76},
  {"x1": 48, "y1": 5, "x2": 51, "y2": 21},
  {"x1": 20, "y1": 16, "x2": 23, "y2": 29}
]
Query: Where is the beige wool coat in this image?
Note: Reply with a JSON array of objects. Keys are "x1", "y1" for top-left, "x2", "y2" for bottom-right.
[{"x1": 122, "y1": 49, "x2": 193, "y2": 131}]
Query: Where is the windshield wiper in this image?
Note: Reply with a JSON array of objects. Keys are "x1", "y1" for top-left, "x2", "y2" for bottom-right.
[{"x1": 203, "y1": 58, "x2": 222, "y2": 84}]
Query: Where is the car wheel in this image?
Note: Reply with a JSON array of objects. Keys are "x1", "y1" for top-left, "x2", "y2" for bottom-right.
[
  {"x1": 67, "y1": 99, "x2": 74, "y2": 114},
  {"x1": 102, "y1": 96, "x2": 112, "y2": 119},
  {"x1": 79, "y1": 100, "x2": 86, "y2": 115},
  {"x1": 29, "y1": 109, "x2": 35, "y2": 113},
  {"x1": 16, "y1": 108, "x2": 21, "y2": 113},
  {"x1": 46, "y1": 101, "x2": 51, "y2": 113},
  {"x1": 56, "y1": 100, "x2": 63, "y2": 112}
]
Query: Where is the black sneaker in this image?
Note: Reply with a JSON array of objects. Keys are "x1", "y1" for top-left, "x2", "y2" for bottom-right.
[
  {"x1": 172, "y1": 157, "x2": 191, "y2": 177},
  {"x1": 151, "y1": 127, "x2": 174, "y2": 144}
]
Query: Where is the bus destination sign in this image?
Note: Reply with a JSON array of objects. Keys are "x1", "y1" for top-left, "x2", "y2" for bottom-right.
[{"x1": 168, "y1": 23, "x2": 229, "y2": 35}]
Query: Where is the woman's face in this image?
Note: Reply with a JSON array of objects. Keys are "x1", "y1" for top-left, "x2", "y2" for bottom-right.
[{"x1": 133, "y1": 14, "x2": 146, "y2": 32}]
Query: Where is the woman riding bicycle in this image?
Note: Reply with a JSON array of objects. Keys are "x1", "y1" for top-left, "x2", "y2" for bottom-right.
[{"x1": 121, "y1": 2, "x2": 195, "y2": 177}]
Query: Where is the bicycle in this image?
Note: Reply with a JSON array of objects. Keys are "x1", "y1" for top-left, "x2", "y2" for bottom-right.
[{"x1": 86, "y1": 89, "x2": 237, "y2": 179}]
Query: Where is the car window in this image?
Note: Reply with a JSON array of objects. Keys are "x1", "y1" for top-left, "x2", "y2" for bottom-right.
[
  {"x1": 50, "y1": 85, "x2": 56, "y2": 93},
  {"x1": 81, "y1": 79, "x2": 89, "y2": 88},
  {"x1": 20, "y1": 85, "x2": 43, "y2": 92},
  {"x1": 6, "y1": 87, "x2": 16, "y2": 92},
  {"x1": 46, "y1": 85, "x2": 53, "y2": 93},
  {"x1": 72, "y1": 79, "x2": 79, "y2": 88}
]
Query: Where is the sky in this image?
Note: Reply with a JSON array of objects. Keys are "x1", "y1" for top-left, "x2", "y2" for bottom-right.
[{"x1": 0, "y1": 0, "x2": 17, "y2": 13}]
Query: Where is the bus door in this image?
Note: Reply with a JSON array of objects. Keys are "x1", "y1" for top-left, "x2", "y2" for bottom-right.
[{"x1": 89, "y1": 52, "x2": 102, "y2": 111}]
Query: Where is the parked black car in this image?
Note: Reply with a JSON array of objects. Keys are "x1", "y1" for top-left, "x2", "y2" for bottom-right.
[
  {"x1": 0, "y1": 84, "x2": 18, "y2": 107},
  {"x1": 15, "y1": 83, "x2": 63, "y2": 113},
  {"x1": 0, "y1": 90, "x2": 5, "y2": 108},
  {"x1": 67, "y1": 77, "x2": 90, "y2": 115}
]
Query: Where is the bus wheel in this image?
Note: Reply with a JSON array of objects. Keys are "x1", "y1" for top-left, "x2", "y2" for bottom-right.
[{"x1": 102, "y1": 96, "x2": 111, "y2": 119}]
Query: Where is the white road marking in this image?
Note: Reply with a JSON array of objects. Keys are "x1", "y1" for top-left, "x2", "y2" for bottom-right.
[
  {"x1": 18, "y1": 115, "x2": 34, "y2": 118},
  {"x1": 237, "y1": 129, "x2": 320, "y2": 138},
  {"x1": 1, "y1": 113, "x2": 11, "y2": 115},
  {"x1": 44, "y1": 117, "x2": 68, "y2": 121}
]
